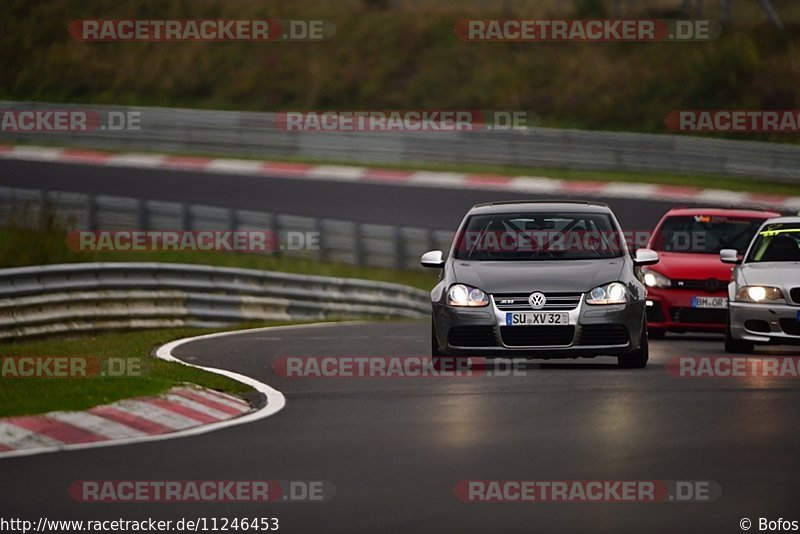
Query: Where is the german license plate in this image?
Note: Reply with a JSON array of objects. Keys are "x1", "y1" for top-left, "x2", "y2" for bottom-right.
[
  {"x1": 506, "y1": 312, "x2": 569, "y2": 326},
  {"x1": 691, "y1": 296, "x2": 728, "y2": 309}
]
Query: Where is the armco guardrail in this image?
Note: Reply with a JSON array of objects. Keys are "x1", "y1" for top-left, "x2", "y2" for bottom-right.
[
  {"x1": 0, "y1": 185, "x2": 455, "y2": 271},
  {"x1": 1, "y1": 101, "x2": 800, "y2": 182},
  {"x1": 0, "y1": 263, "x2": 430, "y2": 339}
]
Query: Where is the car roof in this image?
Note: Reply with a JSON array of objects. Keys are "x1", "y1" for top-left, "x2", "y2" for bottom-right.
[
  {"x1": 468, "y1": 200, "x2": 612, "y2": 215},
  {"x1": 661, "y1": 207, "x2": 782, "y2": 218},
  {"x1": 759, "y1": 216, "x2": 800, "y2": 225}
]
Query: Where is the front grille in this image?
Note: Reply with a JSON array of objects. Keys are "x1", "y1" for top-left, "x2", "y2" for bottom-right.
[
  {"x1": 670, "y1": 307, "x2": 727, "y2": 325},
  {"x1": 493, "y1": 292, "x2": 582, "y2": 311},
  {"x1": 672, "y1": 279, "x2": 727, "y2": 293},
  {"x1": 779, "y1": 319, "x2": 800, "y2": 336},
  {"x1": 499, "y1": 326, "x2": 575, "y2": 347},
  {"x1": 448, "y1": 326, "x2": 497, "y2": 347},
  {"x1": 578, "y1": 324, "x2": 630, "y2": 346},
  {"x1": 790, "y1": 288, "x2": 800, "y2": 305}
]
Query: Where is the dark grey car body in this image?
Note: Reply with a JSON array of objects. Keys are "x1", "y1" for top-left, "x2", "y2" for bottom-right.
[{"x1": 426, "y1": 201, "x2": 654, "y2": 365}]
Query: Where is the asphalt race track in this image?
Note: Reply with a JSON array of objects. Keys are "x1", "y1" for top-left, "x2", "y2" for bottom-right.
[
  {"x1": 1, "y1": 321, "x2": 799, "y2": 533},
  {"x1": 2, "y1": 160, "x2": 799, "y2": 532},
  {"x1": 2, "y1": 159, "x2": 696, "y2": 231}
]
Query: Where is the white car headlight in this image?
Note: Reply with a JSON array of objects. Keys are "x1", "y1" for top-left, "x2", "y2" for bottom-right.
[
  {"x1": 447, "y1": 284, "x2": 489, "y2": 307},
  {"x1": 642, "y1": 268, "x2": 672, "y2": 289},
  {"x1": 586, "y1": 282, "x2": 628, "y2": 305},
  {"x1": 736, "y1": 286, "x2": 784, "y2": 303}
]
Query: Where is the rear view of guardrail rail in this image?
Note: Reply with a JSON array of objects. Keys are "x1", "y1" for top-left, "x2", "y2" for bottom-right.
[
  {"x1": 0, "y1": 185, "x2": 455, "y2": 271},
  {"x1": 2, "y1": 101, "x2": 800, "y2": 182},
  {"x1": 0, "y1": 263, "x2": 430, "y2": 339}
]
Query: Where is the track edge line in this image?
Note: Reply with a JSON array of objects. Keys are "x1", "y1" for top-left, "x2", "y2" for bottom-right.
[{"x1": 0, "y1": 321, "x2": 356, "y2": 460}]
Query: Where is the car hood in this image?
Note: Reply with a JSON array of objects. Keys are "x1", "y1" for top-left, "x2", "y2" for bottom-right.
[
  {"x1": 451, "y1": 258, "x2": 626, "y2": 293},
  {"x1": 650, "y1": 251, "x2": 734, "y2": 281},
  {"x1": 740, "y1": 262, "x2": 800, "y2": 286}
]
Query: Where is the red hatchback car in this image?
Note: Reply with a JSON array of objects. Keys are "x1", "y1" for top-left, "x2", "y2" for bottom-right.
[{"x1": 643, "y1": 207, "x2": 781, "y2": 337}]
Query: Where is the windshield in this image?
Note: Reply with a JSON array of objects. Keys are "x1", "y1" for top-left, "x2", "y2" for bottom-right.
[
  {"x1": 651, "y1": 215, "x2": 765, "y2": 254},
  {"x1": 745, "y1": 223, "x2": 800, "y2": 263},
  {"x1": 453, "y1": 211, "x2": 625, "y2": 261}
]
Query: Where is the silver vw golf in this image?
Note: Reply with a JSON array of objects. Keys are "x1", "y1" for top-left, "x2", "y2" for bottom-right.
[
  {"x1": 421, "y1": 201, "x2": 659, "y2": 368},
  {"x1": 721, "y1": 216, "x2": 800, "y2": 353}
]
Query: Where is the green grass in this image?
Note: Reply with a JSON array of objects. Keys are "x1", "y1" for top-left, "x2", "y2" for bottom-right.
[{"x1": 0, "y1": 324, "x2": 296, "y2": 417}]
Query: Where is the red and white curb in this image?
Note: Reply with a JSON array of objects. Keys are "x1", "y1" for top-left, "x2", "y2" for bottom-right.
[
  {"x1": 0, "y1": 323, "x2": 348, "y2": 459},
  {"x1": 0, "y1": 385, "x2": 252, "y2": 454},
  {"x1": 2, "y1": 144, "x2": 798, "y2": 212}
]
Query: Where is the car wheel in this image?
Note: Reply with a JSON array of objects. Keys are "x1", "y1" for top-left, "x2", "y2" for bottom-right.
[
  {"x1": 724, "y1": 321, "x2": 754, "y2": 354},
  {"x1": 619, "y1": 319, "x2": 648, "y2": 369},
  {"x1": 648, "y1": 327, "x2": 666, "y2": 339},
  {"x1": 431, "y1": 317, "x2": 444, "y2": 368}
]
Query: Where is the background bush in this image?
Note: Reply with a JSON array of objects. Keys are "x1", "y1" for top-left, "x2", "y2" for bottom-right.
[{"x1": 1, "y1": 0, "x2": 798, "y2": 139}]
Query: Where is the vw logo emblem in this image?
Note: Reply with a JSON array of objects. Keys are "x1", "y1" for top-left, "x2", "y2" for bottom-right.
[
  {"x1": 528, "y1": 292, "x2": 547, "y2": 309},
  {"x1": 705, "y1": 278, "x2": 721, "y2": 293}
]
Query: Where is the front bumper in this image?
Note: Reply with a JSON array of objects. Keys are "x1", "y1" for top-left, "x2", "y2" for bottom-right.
[
  {"x1": 432, "y1": 298, "x2": 645, "y2": 358},
  {"x1": 646, "y1": 287, "x2": 727, "y2": 333},
  {"x1": 729, "y1": 301, "x2": 800, "y2": 346}
]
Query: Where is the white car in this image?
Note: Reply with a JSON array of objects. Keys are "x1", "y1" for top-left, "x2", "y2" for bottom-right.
[{"x1": 721, "y1": 217, "x2": 800, "y2": 353}]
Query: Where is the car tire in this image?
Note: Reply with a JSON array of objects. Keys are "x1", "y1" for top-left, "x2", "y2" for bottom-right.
[
  {"x1": 648, "y1": 327, "x2": 666, "y2": 339},
  {"x1": 431, "y1": 317, "x2": 444, "y2": 368},
  {"x1": 724, "y1": 322, "x2": 754, "y2": 354},
  {"x1": 619, "y1": 319, "x2": 649, "y2": 369}
]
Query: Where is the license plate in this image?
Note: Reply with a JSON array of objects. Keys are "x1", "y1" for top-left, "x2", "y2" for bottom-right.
[
  {"x1": 796, "y1": 310, "x2": 800, "y2": 323},
  {"x1": 506, "y1": 312, "x2": 569, "y2": 326},
  {"x1": 691, "y1": 296, "x2": 728, "y2": 309}
]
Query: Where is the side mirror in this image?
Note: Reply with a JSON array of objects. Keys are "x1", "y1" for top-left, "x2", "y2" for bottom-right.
[
  {"x1": 634, "y1": 248, "x2": 659, "y2": 266},
  {"x1": 420, "y1": 250, "x2": 445, "y2": 269},
  {"x1": 720, "y1": 249, "x2": 742, "y2": 264}
]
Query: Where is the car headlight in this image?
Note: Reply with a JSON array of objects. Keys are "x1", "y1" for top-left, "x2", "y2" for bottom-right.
[
  {"x1": 586, "y1": 282, "x2": 628, "y2": 305},
  {"x1": 736, "y1": 286, "x2": 785, "y2": 303},
  {"x1": 642, "y1": 268, "x2": 671, "y2": 289},
  {"x1": 447, "y1": 284, "x2": 489, "y2": 307}
]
